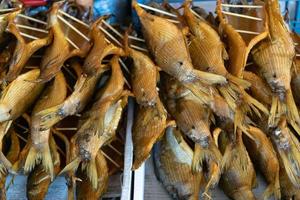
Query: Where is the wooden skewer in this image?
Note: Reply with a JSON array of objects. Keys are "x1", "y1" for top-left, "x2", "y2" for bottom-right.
[
  {"x1": 130, "y1": 44, "x2": 148, "y2": 52},
  {"x1": 245, "y1": 62, "x2": 254, "y2": 66},
  {"x1": 16, "y1": 133, "x2": 28, "y2": 143},
  {"x1": 297, "y1": 54, "x2": 300, "y2": 57},
  {"x1": 62, "y1": 65, "x2": 77, "y2": 80},
  {"x1": 99, "y1": 25, "x2": 123, "y2": 46},
  {"x1": 17, "y1": 14, "x2": 47, "y2": 25},
  {"x1": 58, "y1": 9, "x2": 89, "y2": 28},
  {"x1": 190, "y1": 8, "x2": 202, "y2": 19},
  {"x1": 222, "y1": 11, "x2": 262, "y2": 21},
  {"x1": 102, "y1": 20, "x2": 123, "y2": 38},
  {"x1": 13, "y1": 122, "x2": 28, "y2": 132},
  {"x1": 16, "y1": 24, "x2": 48, "y2": 33},
  {"x1": 57, "y1": 15, "x2": 90, "y2": 42},
  {"x1": 65, "y1": 36, "x2": 80, "y2": 50},
  {"x1": 108, "y1": 144, "x2": 123, "y2": 156},
  {"x1": 221, "y1": 4, "x2": 263, "y2": 8},
  {"x1": 138, "y1": 3, "x2": 177, "y2": 18},
  {"x1": 20, "y1": 32, "x2": 39, "y2": 40},
  {"x1": 236, "y1": 29, "x2": 260, "y2": 35},
  {"x1": 101, "y1": 150, "x2": 122, "y2": 169},
  {"x1": 55, "y1": 127, "x2": 78, "y2": 131},
  {"x1": 166, "y1": 18, "x2": 180, "y2": 24},
  {"x1": 128, "y1": 35, "x2": 145, "y2": 42},
  {"x1": 0, "y1": 8, "x2": 16, "y2": 12}
]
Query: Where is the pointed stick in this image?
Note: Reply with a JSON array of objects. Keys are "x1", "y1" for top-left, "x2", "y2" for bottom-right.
[
  {"x1": 222, "y1": 11, "x2": 262, "y2": 21},
  {"x1": 58, "y1": 10, "x2": 89, "y2": 28},
  {"x1": 19, "y1": 32, "x2": 39, "y2": 40},
  {"x1": 17, "y1": 14, "x2": 47, "y2": 25},
  {"x1": 221, "y1": 4, "x2": 263, "y2": 8},
  {"x1": 138, "y1": 3, "x2": 177, "y2": 18}
]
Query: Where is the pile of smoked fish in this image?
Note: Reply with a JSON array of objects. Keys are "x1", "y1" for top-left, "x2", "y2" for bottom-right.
[{"x1": 0, "y1": 0, "x2": 300, "y2": 199}]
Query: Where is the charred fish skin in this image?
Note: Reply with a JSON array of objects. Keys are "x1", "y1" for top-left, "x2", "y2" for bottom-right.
[
  {"x1": 153, "y1": 127, "x2": 202, "y2": 200},
  {"x1": 219, "y1": 130, "x2": 256, "y2": 200},
  {"x1": 0, "y1": 69, "x2": 45, "y2": 122}
]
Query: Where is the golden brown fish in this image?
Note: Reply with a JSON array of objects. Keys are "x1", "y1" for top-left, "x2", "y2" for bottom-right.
[
  {"x1": 154, "y1": 127, "x2": 203, "y2": 200},
  {"x1": 132, "y1": 98, "x2": 170, "y2": 170},
  {"x1": 82, "y1": 17, "x2": 124, "y2": 76},
  {"x1": 245, "y1": 126, "x2": 280, "y2": 199},
  {"x1": 0, "y1": 69, "x2": 45, "y2": 122},
  {"x1": 291, "y1": 59, "x2": 300, "y2": 105},
  {"x1": 124, "y1": 33, "x2": 159, "y2": 106},
  {"x1": 251, "y1": 0, "x2": 299, "y2": 128},
  {"x1": 183, "y1": 1, "x2": 268, "y2": 122},
  {"x1": 24, "y1": 72, "x2": 67, "y2": 179},
  {"x1": 216, "y1": 0, "x2": 268, "y2": 77},
  {"x1": 26, "y1": 134, "x2": 60, "y2": 200},
  {"x1": 5, "y1": 11, "x2": 52, "y2": 82},
  {"x1": 132, "y1": 1, "x2": 227, "y2": 105},
  {"x1": 0, "y1": 129, "x2": 20, "y2": 199},
  {"x1": 76, "y1": 151, "x2": 109, "y2": 200},
  {"x1": 60, "y1": 56, "x2": 128, "y2": 189},
  {"x1": 218, "y1": 129, "x2": 256, "y2": 200},
  {"x1": 269, "y1": 118, "x2": 300, "y2": 188},
  {"x1": 243, "y1": 71, "x2": 272, "y2": 106},
  {"x1": 38, "y1": 3, "x2": 90, "y2": 82},
  {"x1": 173, "y1": 98, "x2": 222, "y2": 194},
  {"x1": 37, "y1": 60, "x2": 106, "y2": 131}
]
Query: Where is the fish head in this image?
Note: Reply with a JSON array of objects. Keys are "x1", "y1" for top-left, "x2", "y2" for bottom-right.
[{"x1": 0, "y1": 103, "x2": 11, "y2": 122}]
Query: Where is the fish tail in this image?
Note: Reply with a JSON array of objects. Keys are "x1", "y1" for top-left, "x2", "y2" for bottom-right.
[
  {"x1": 59, "y1": 157, "x2": 81, "y2": 176},
  {"x1": 183, "y1": 83, "x2": 212, "y2": 105},
  {"x1": 24, "y1": 144, "x2": 54, "y2": 181},
  {"x1": 226, "y1": 73, "x2": 251, "y2": 89},
  {"x1": 286, "y1": 89, "x2": 300, "y2": 126},
  {"x1": 242, "y1": 89, "x2": 269, "y2": 116},
  {"x1": 192, "y1": 143, "x2": 204, "y2": 173},
  {"x1": 85, "y1": 158, "x2": 98, "y2": 189},
  {"x1": 0, "y1": 151, "x2": 13, "y2": 174},
  {"x1": 193, "y1": 69, "x2": 227, "y2": 85},
  {"x1": 36, "y1": 104, "x2": 65, "y2": 130}
]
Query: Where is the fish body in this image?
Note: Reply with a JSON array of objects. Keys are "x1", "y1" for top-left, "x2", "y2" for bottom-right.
[
  {"x1": 128, "y1": 48, "x2": 158, "y2": 106},
  {"x1": 76, "y1": 151, "x2": 109, "y2": 200},
  {"x1": 83, "y1": 18, "x2": 123, "y2": 76},
  {"x1": 24, "y1": 72, "x2": 67, "y2": 179},
  {"x1": 219, "y1": 130, "x2": 256, "y2": 200},
  {"x1": 5, "y1": 11, "x2": 52, "y2": 82},
  {"x1": 270, "y1": 118, "x2": 300, "y2": 188},
  {"x1": 0, "y1": 69, "x2": 45, "y2": 122},
  {"x1": 132, "y1": 1, "x2": 226, "y2": 86},
  {"x1": 245, "y1": 126, "x2": 281, "y2": 199},
  {"x1": 154, "y1": 127, "x2": 202, "y2": 200},
  {"x1": 61, "y1": 56, "x2": 127, "y2": 189},
  {"x1": 132, "y1": 98, "x2": 167, "y2": 170},
  {"x1": 38, "y1": 3, "x2": 90, "y2": 82},
  {"x1": 38, "y1": 61, "x2": 104, "y2": 130}
]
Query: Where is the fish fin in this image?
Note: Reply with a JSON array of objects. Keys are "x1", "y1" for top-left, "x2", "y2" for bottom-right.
[
  {"x1": 212, "y1": 128, "x2": 222, "y2": 147},
  {"x1": 203, "y1": 162, "x2": 221, "y2": 198},
  {"x1": 226, "y1": 73, "x2": 251, "y2": 89},
  {"x1": 242, "y1": 90, "x2": 269, "y2": 116},
  {"x1": 262, "y1": 171, "x2": 281, "y2": 200},
  {"x1": 0, "y1": 151, "x2": 13, "y2": 174},
  {"x1": 85, "y1": 159, "x2": 98, "y2": 189},
  {"x1": 37, "y1": 104, "x2": 64, "y2": 130},
  {"x1": 192, "y1": 143, "x2": 203, "y2": 172},
  {"x1": 24, "y1": 144, "x2": 54, "y2": 180},
  {"x1": 183, "y1": 83, "x2": 212, "y2": 105},
  {"x1": 192, "y1": 69, "x2": 227, "y2": 85},
  {"x1": 286, "y1": 89, "x2": 300, "y2": 126},
  {"x1": 59, "y1": 157, "x2": 81, "y2": 176}
]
